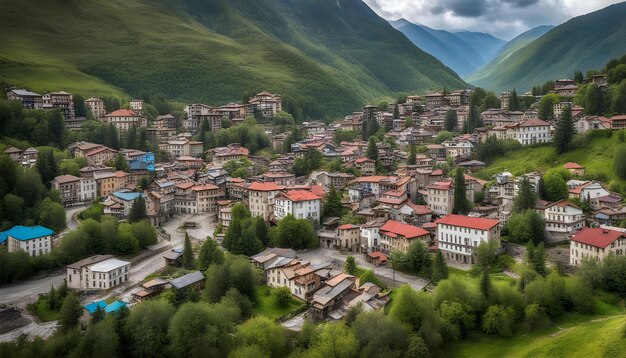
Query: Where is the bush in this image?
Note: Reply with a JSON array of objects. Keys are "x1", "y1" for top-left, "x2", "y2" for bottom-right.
[
  {"x1": 524, "y1": 303, "x2": 550, "y2": 330},
  {"x1": 482, "y1": 305, "x2": 515, "y2": 337},
  {"x1": 274, "y1": 287, "x2": 291, "y2": 308}
]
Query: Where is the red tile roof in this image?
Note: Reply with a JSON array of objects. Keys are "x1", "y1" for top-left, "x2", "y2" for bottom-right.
[
  {"x1": 436, "y1": 214, "x2": 499, "y2": 230},
  {"x1": 380, "y1": 220, "x2": 429, "y2": 239},
  {"x1": 563, "y1": 162, "x2": 584, "y2": 169},
  {"x1": 427, "y1": 181, "x2": 452, "y2": 190},
  {"x1": 192, "y1": 184, "x2": 219, "y2": 191},
  {"x1": 355, "y1": 157, "x2": 374, "y2": 164},
  {"x1": 338, "y1": 224, "x2": 359, "y2": 230},
  {"x1": 518, "y1": 118, "x2": 550, "y2": 127},
  {"x1": 53, "y1": 174, "x2": 81, "y2": 184},
  {"x1": 107, "y1": 109, "x2": 137, "y2": 117},
  {"x1": 247, "y1": 182, "x2": 284, "y2": 191},
  {"x1": 570, "y1": 227, "x2": 623, "y2": 249},
  {"x1": 278, "y1": 190, "x2": 321, "y2": 202}
]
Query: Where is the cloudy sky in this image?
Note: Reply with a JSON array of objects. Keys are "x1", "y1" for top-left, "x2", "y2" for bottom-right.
[{"x1": 363, "y1": 0, "x2": 622, "y2": 40}]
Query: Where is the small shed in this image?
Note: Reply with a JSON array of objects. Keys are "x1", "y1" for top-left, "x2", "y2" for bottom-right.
[
  {"x1": 170, "y1": 271, "x2": 205, "y2": 292},
  {"x1": 366, "y1": 251, "x2": 388, "y2": 266}
]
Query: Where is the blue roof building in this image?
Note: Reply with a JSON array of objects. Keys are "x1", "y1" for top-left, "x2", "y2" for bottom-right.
[
  {"x1": 83, "y1": 300, "x2": 107, "y2": 314},
  {"x1": 112, "y1": 191, "x2": 145, "y2": 202},
  {"x1": 0, "y1": 225, "x2": 54, "y2": 248},
  {"x1": 105, "y1": 300, "x2": 128, "y2": 314}
]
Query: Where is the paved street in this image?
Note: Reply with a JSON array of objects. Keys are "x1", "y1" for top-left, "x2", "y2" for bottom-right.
[
  {"x1": 0, "y1": 272, "x2": 65, "y2": 307},
  {"x1": 298, "y1": 247, "x2": 430, "y2": 291}
]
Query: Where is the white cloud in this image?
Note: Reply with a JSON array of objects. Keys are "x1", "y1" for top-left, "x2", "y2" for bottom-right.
[{"x1": 364, "y1": 0, "x2": 622, "y2": 39}]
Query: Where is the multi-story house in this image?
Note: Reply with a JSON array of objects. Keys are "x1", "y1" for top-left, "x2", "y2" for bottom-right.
[
  {"x1": 354, "y1": 158, "x2": 375, "y2": 175},
  {"x1": 436, "y1": 214, "x2": 501, "y2": 264},
  {"x1": 192, "y1": 184, "x2": 223, "y2": 217},
  {"x1": 80, "y1": 174, "x2": 97, "y2": 202},
  {"x1": 424, "y1": 92, "x2": 446, "y2": 110},
  {"x1": 160, "y1": 138, "x2": 203, "y2": 158},
  {"x1": 208, "y1": 144, "x2": 250, "y2": 166},
  {"x1": 442, "y1": 140, "x2": 473, "y2": 160},
  {"x1": 379, "y1": 220, "x2": 430, "y2": 254},
  {"x1": 265, "y1": 259, "x2": 329, "y2": 300},
  {"x1": 446, "y1": 89, "x2": 468, "y2": 107},
  {"x1": 66, "y1": 255, "x2": 114, "y2": 290},
  {"x1": 248, "y1": 92, "x2": 282, "y2": 117},
  {"x1": 52, "y1": 175, "x2": 82, "y2": 206},
  {"x1": 274, "y1": 190, "x2": 322, "y2": 222},
  {"x1": 6, "y1": 88, "x2": 43, "y2": 109},
  {"x1": 544, "y1": 200, "x2": 585, "y2": 241},
  {"x1": 570, "y1": 227, "x2": 626, "y2": 265},
  {"x1": 43, "y1": 91, "x2": 74, "y2": 119},
  {"x1": 84, "y1": 97, "x2": 106, "y2": 119},
  {"x1": 246, "y1": 182, "x2": 284, "y2": 221},
  {"x1": 426, "y1": 181, "x2": 454, "y2": 216},
  {"x1": 183, "y1": 103, "x2": 214, "y2": 133},
  {"x1": 0, "y1": 225, "x2": 54, "y2": 257},
  {"x1": 218, "y1": 102, "x2": 248, "y2": 119},
  {"x1": 198, "y1": 113, "x2": 222, "y2": 132},
  {"x1": 360, "y1": 218, "x2": 386, "y2": 253},
  {"x1": 83, "y1": 146, "x2": 118, "y2": 166},
  {"x1": 104, "y1": 191, "x2": 146, "y2": 217},
  {"x1": 335, "y1": 224, "x2": 361, "y2": 251},
  {"x1": 82, "y1": 258, "x2": 130, "y2": 291},
  {"x1": 129, "y1": 99, "x2": 144, "y2": 111},
  {"x1": 505, "y1": 119, "x2": 552, "y2": 145},
  {"x1": 105, "y1": 109, "x2": 147, "y2": 139}
]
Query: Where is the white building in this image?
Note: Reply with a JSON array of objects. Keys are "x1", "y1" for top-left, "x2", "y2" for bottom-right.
[
  {"x1": 505, "y1": 118, "x2": 552, "y2": 145},
  {"x1": 80, "y1": 175, "x2": 97, "y2": 202},
  {"x1": 360, "y1": 218, "x2": 386, "y2": 253},
  {"x1": 86, "y1": 258, "x2": 131, "y2": 290},
  {"x1": 66, "y1": 255, "x2": 114, "y2": 290},
  {"x1": 426, "y1": 181, "x2": 454, "y2": 216},
  {"x1": 570, "y1": 227, "x2": 626, "y2": 265},
  {"x1": 544, "y1": 200, "x2": 584, "y2": 240},
  {"x1": 442, "y1": 140, "x2": 473, "y2": 160},
  {"x1": 274, "y1": 190, "x2": 322, "y2": 222},
  {"x1": 0, "y1": 226, "x2": 54, "y2": 257},
  {"x1": 436, "y1": 214, "x2": 500, "y2": 264}
]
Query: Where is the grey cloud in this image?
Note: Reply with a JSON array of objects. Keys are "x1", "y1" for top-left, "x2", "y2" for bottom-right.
[
  {"x1": 441, "y1": 0, "x2": 488, "y2": 17},
  {"x1": 502, "y1": 0, "x2": 539, "y2": 8}
]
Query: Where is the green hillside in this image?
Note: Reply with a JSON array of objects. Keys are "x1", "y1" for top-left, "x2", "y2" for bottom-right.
[
  {"x1": 0, "y1": 0, "x2": 465, "y2": 118},
  {"x1": 466, "y1": 25, "x2": 553, "y2": 83},
  {"x1": 465, "y1": 2, "x2": 626, "y2": 92},
  {"x1": 474, "y1": 131, "x2": 626, "y2": 192}
]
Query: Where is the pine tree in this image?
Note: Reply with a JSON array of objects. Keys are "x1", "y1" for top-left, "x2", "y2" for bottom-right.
[
  {"x1": 479, "y1": 270, "x2": 491, "y2": 298},
  {"x1": 430, "y1": 250, "x2": 448, "y2": 284},
  {"x1": 92, "y1": 305, "x2": 105, "y2": 323},
  {"x1": 322, "y1": 186, "x2": 344, "y2": 219},
  {"x1": 452, "y1": 168, "x2": 471, "y2": 215},
  {"x1": 407, "y1": 145, "x2": 417, "y2": 165},
  {"x1": 510, "y1": 89, "x2": 521, "y2": 111},
  {"x1": 59, "y1": 293, "x2": 82, "y2": 331},
  {"x1": 465, "y1": 105, "x2": 479, "y2": 133},
  {"x1": 255, "y1": 216, "x2": 268, "y2": 246},
  {"x1": 513, "y1": 178, "x2": 537, "y2": 213},
  {"x1": 533, "y1": 242, "x2": 546, "y2": 275},
  {"x1": 183, "y1": 232, "x2": 193, "y2": 269},
  {"x1": 526, "y1": 240, "x2": 535, "y2": 269},
  {"x1": 444, "y1": 110, "x2": 457, "y2": 132},
  {"x1": 537, "y1": 176, "x2": 547, "y2": 200},
  {"x1": 366, "y1": 137, "x2": 378, "y2": 161},
  {"x1": 128, "y1": 196, "x2": 147, "y2": 223},
  {"x1": 126, "y1": 125, "x2": 138, "y2": 149},
  {"x1": 393, "y1": 103, "x2": 400, "y2": 119},
  {"x1": 553, "y1": 105, "x2": 574, "y2": 153},
  {"x1": 47, "y1": 285, "x2": 57, "y2": 310},
  {"x1": 114, "y1": 153, "x2": 129, "y2": 172}
]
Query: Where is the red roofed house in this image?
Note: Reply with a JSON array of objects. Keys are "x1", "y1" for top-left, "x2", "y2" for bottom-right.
[
  {"x1": 379, "y1": 220, "x2": 430, "y2": 253},
  {"x1": 563, "y1": 162, "x2": 585, "y2": 176},
  {"x1": 274, "y1": 190, "x2": 322, "y2": 222},
  {"x1": 354, "y1": 157, "x2": 375, "y2": 175},
  {"x1": 246, "y1": 182, "x2": 285, "y2": 221},
  {"x1": 336, "y1": 224, "x2": 361, "y2": 251},
  {"x1": 570, "y1": 227, "x2": 626, "y2": 265},
  {"x1": 436, "y1": 214, "x2": 500, "y2": 264},
  {"x1": 105, "y1": 109, "x2": 147, "y2": 139},
  {"x1": 208, "y1": 143, "x2": 250, "y2": 166},
  {"x1": 609, "y1": 115, "x2": 626, "y2": 129}
]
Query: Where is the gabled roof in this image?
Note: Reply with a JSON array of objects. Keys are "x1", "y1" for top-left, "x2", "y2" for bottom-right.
[
  {"x1": 67, "y1": 255, "x2": 114, "y2": 270},
  {"x1": 277, "y1": 189, "x2": 321, "y2": 202},
  {"x1": 570, "y1": 227, "x2": 623, "y2": 249},
  {"x1": 436, "y1": 214, "x2": 499, "y2": 230},
  {"x1": 337, "y1": 224, "x2": 360, "y2": 230},
  {"x1": 380, "y1": 220, "x2": 429, "y2": 239},
  {"x1": 170, "y1": 271, "x2": 204, "y2": 289},
  {"x1": 247, "y1": 182, "x2": 284, "y2": 191},
  {"x1": 107, "y1": 109, "x2": 137, "y2": 117},
  {"x1": 53, "y1": 174, "x2": 81, "y2": 184},
  {"x1": 427, "y1": 181, "x2": 452, "y2": 190},
  {"x1": 563, "y1": 162, "x2": 584, "y2": 169}
]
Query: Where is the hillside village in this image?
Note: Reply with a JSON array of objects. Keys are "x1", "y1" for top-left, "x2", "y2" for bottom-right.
[{"x1": 2, "y1": 59, "x2": 626, "y2": 355}]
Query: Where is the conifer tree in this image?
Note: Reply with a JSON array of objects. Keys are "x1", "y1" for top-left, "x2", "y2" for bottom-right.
[
  {"x1": 452, "y1": 168, "x2": 471, "y2": 215},
  {"x1": 480, "y1": 270, "x2": 491, "y2": 298},
  {"x1": 393, "y1": 103, "x2": 400, "y2": 119},
  {"x1": 345, "y1": 256, "x2": 357, "y2": 275},
  {"x1": 59, "y1": 293, "x2": 82, "y2": 331},
  {"x1": 553, "y1": 105, "x2": 575, "y2": 153},
  {"x1": 431, "y1": 250, "x2": 449, "y2": 284},
  {"x1": 407, "y1": 145, "x2": 417, "y2": 165},
  {"x1": 509, "y1": 89, "x2": 521, "y2": 111},
  {"x1": 444, "y1": 110, "x2": 457, "y2": 132},
  {"x1": 128, "y1": 196, "x2": 147, "y2": 223},
  {"x1": 513, "y1": 178, "x2": 537, "y2": 213},
  {"x1": 366, "y1": 137, "x2": 378, "y2": 161},
  {"x1": 183, "y1": 232, "x2": 193, "y2": 269},
  {"x1": 322, "y1": 186, "x2": 344, "y2": 219}
]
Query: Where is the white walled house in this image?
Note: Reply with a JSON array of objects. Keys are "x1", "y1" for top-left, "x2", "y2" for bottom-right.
[
  {"x1": 66, "y1": 255, "x2": 114, "y2": 290},
  {"x1": 436, "y1": 214, "x2": 500, "y2": 264},
  {"x1": 544, "y1": 200, "x2": 585, "y2": 240},
  {"x1": 85, "y1": 258, "x2": 131, "y2": 290},
  {"x1": 505, "y1": 118, "x2": 552, "y2": 145},
  {"x1": 0, "y1": 226, "x2": 54, "y2": 257},
  {"x1": 426, "y1": 181, "x2": 454, "y2": 216},
  {"x1": 274, "y1": 190, "x2": 322, "y2": 222},
  {"x1": 360, "y1": 218, "x2": 386, "y2": 253},
  {"x1": 570, "y1": 227, "x2": 626, "y2": 265}
]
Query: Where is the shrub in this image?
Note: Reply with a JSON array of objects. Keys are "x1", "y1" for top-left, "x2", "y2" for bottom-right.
[{"x1": 274, "y1": 287, "x2": 291, "y2": 308}]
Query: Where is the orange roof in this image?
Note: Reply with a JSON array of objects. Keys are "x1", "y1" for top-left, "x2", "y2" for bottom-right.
[
  {"x1": 353, "y1": 176, "x2": 390, "y2": 183},
  {"x1": 563, "y1": 162, "x2": 584, "y2": 169},
  {"x1": 427, "y1": 181, "x2": 452, "y2": 190},
  {"x1": 278, "y1": 190, "x2": 321, "y2": 202},
  {"x1": 107, "y1": 109, "x2": 137, "y2": 117},
  {"x1": 436, "y1": 214, "x2": 499, "y2": 230},
  {"x1": 337, "y1": 224, "x2": 359, "y2": 230},
  {"x1": 248, "y1": 182, "x2": 284, "y2": 191},
  {"x1": 175, "y1": 182, "x2": 194, "y2": 190},
  {"x1": 309, "y1": 185, "x2": 325, "y2": 198},
  {"x1": 114, "y1": 171, "x2": 127, "y2": 178},
  {"x1": 380, "y1": 220, "x2": 429, "y2": 239},
  {"x1": 355, "y1": 157, "x2": 374, "y2": 164},
  {"x1": 192, "y1": 184, "x2": 219, "y2": 191}
]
